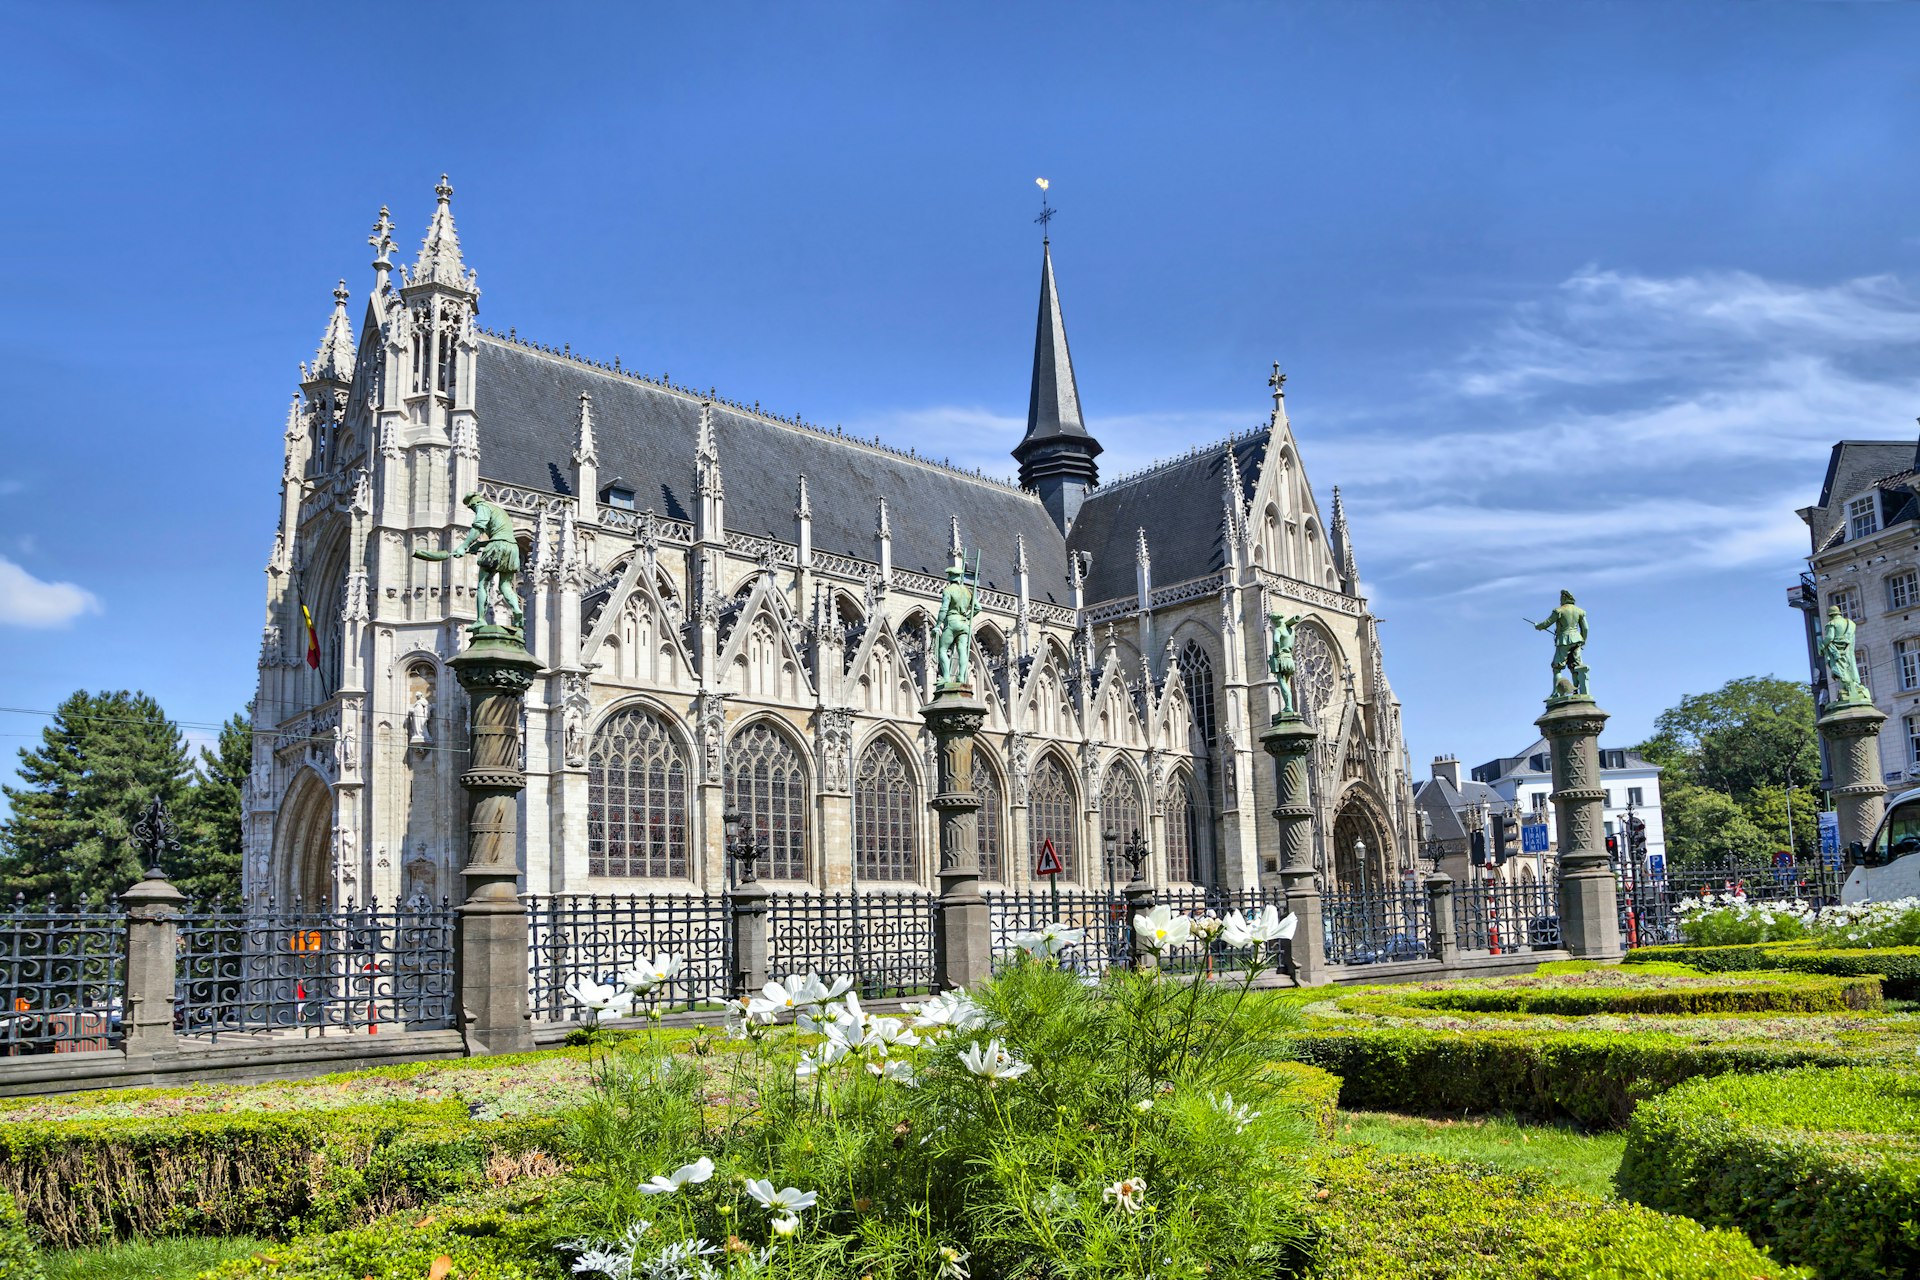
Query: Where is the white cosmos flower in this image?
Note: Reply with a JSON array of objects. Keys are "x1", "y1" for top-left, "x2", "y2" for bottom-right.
[
  {"x1": 861, "y1": 1015, "x2": 919, "y2": 1055},
  {"x1": 1210, "y1": 1092, "x2": 1260, "y2": 1133},
  {"x1": 1013, "y1": 921, "x2": 1085, "y2": 958},
  {"x1": 564, "y1": 977, "x2": 633, "y2": 1024},
  {"x1": 770, "y1": 1214, "x2": 801, "y2": 1237},
  {"x1": 1248, "y1": 904, "x2": 1293, "y2": 943},
  {"x1": 1188, "y1": 912, "x2": 1225, "y2": 940},
  {"x1": 868, "y1": 1058, "x2": 916, "y2": 1084},
  {"x1": 637, "y1": 1155, "x2": 714, "y2": 1196},
  {"x1": 936, "y1": 1245, "x2": 970, "y2": 1279},
  {"x1": 744, "y1": 1180, "x2": 818, "y2": 1214},
  {"x1": 1103, "y1": 1175, "x2": 1147, "y2": 1213},
  {"x1": 794, "y1": 1038, "x2": 851, "y2": 1081},
  {"x1": 907, "y1": 987, "x2": 990, "y2": 1034},
  {"x1": 1133, "y1": 905, "x2": 1193, "y2": 953},
  {"x1": 959, "y1": 1038, "x2": 1032, "y2": 1081},
  {"x1": 1218, "y1": 912, "x2": 1254, "y2": 949},
  {"x1": 618, "y1": 953, "x2": 685, "y2": 994}
]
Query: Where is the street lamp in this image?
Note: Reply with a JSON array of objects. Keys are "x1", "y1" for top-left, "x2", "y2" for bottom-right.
[
  {"x1": 1118, "y1": 828, "x2": 1150, "y2": 886},
  {"x1": 1354, "y1": 838, "x2": 1368, "y2": 895},
  {"x1": 722, "y1": 807, "x2": 764, "y2": 884}
]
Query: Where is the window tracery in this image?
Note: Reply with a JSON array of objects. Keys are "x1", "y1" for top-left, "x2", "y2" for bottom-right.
[
  {"x1": 588, "y1": 706, "x2": 690, "y2": 878},
  {"x1": 1028, "y1": 754, "x2": 1078, "y2": 881},
  {"x1": 1100, "y1": 764, "x2": 1145, "y2": 884},
  {"x1": 972, "y1": 755, "x2": 1004, "y2": 881},
  {"x1": 726, "y1": 722, "x2": 807, "y2": 880},
  {"x1": 855, "y1": 738, "x2": 917, "y2": 881}
]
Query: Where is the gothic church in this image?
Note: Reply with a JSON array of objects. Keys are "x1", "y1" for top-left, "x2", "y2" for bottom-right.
[{"x1": 248, "y1": 178, "x2": 1415, "y2": 908}]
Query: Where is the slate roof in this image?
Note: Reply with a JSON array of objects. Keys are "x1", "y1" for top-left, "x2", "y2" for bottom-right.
[
  {"x1": 1015, "y1": 241, "x2": 1095, "y2": 454},
  {"x1": 472, "y1": 335, "x2": 1075, "y2": 602},
  {"x1": 1412, "y1": 775, "x2": 1503, "y2": 842},
  {"x1": 1068, "y1": 432, "x2": 1268, "y2": 603},
  {"x1": 1807, "y1": 440, "x2": 1920, "y2": 554}
]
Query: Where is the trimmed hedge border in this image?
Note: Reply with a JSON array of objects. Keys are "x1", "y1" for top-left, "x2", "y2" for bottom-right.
[
  {"x1": 1618, "y1": 1066, "x2": 1920, "y2": 1280},
  {"x1": 1287, "y1": 1027, "x2": 1858, "y2": 1128},
  {"x1": 1307, "y1": 1148, "x2": 1807, "y2": 1278},
  {"x1": 0, "y1": 1190, "x2": 43, "y2": 1280},
  {"x1": 0, "y1": 1101, "x2": 557, "y2": 1249},
  {"x1": 1624, "y1": 943, "x2": 1920, "y2": 997},
  {"x1": 1359, "y1": 971, "x2": 1883, "y2": 1017}
]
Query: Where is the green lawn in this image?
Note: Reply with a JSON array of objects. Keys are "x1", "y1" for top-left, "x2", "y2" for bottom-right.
[
  {"x1": 1332, "y1": 1109, "x2": 1627, "y2": 1198},
  {"x1": 43, "y1": 1235, "x2": 270, "y2": 1280}
]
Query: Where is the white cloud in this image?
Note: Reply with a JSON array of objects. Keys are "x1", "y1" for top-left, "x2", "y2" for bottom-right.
[{"x1": 0, "y1": 555, "x2": 101, "y2": 628}]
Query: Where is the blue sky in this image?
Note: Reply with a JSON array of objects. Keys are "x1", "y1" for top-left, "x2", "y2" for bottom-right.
[{"x1": 5, "y1": 2, "x2": 1920, "y2": 791}]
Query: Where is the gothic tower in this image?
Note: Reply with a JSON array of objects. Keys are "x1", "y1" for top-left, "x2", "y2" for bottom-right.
[{"x1": 1013, "y1": 240, "x2": 1102, "y2": 534}]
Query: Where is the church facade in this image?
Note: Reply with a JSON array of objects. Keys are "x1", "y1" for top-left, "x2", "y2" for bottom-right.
[{"x1": 246, "y1": 179, "x2": 1416, "y2": 910}]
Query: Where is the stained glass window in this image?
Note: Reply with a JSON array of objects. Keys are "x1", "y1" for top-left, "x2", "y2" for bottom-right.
[
  {"x1": 726, "y1": 722, "x2": 807, "y2": 881},
  {"x1": 1100, "y1": 765, "x2": 1145, "y2": 883},
  {"x1": 973, "y1": 755, "x2": 1004, "y2": 882},
  {"x1": 1179, "y1": 641, "x2": 1218, "y2": 753},
  {"x1": 1028, "y1": 754, "x2": 1078, "y2": 881},
  {"x1": 1166, "y1": 771, "x2": 1196, "y2": 884},
  {"x1": 588, "y1": 706, "x2": 689, "y2": 878},
  {"x1": 855, "y1": 738, "x2": 917, "y2": 881}
]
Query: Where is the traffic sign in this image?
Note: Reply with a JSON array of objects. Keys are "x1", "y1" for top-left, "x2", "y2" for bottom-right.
[
  {"x1": 1034, "y1": 837, "x2": 1065, "y2": 878},
  {"x1": 1520, "y1": 821, "x2": 1548, "y2": 854}
]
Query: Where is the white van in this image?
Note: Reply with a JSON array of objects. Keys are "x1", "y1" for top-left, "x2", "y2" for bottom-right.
[{"x1": 1844, "y1": 786, "x2": 1920, "y2": 903}]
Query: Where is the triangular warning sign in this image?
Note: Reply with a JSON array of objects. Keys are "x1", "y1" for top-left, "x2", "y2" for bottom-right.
[{"x1": 1034, "y1": 837, "x2": 1065, "y2": 878}]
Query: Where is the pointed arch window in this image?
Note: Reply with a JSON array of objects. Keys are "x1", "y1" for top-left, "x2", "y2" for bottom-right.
[
  {"x1": 727, "y1": 722, "x2": 808, "y2": 881},
  {"x1": 1166, "y1": 771, "x2": 1197, "y2": 884},
  {"x1": 1028, "y1": 755, "x2": 1078, "y2": 881},
  {"x1": 1179, "y1": 642, "x2": 1218, "y2": 755},
  {"x1": 855, "y1": 738, "x2": 917, "y2": 881},
  {"x1": 973, "y1": 755, "x2": 1004, "y2": 882},
  {"x1": 588, "y1": 707, "x2": 690, "y2": 878},
  {"x1": 1100, "y1": 765, "x2": 1146, "y2": 884}
]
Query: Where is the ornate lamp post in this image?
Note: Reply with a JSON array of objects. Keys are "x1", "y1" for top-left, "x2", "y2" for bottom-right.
[
  {"x1": 723, "y1": 807, "x2": 764, "y2": 885},
  {"x1": 723, "y1": 806, "x2": 771, "y2": 997}
]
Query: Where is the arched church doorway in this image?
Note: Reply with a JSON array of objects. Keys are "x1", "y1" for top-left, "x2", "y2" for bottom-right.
[
  {"x1": 274, "y1": 769, "x2": 335, "y2": 906},
  {"x1": 1331, "y1": 794, "x2": 1391, "y2": 894}
]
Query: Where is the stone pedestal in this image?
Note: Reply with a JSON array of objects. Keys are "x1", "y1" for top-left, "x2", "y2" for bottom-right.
[
  {"x1": 1124, "y1": 874, "x2": 1156, "y2": 972},
  {"x1": 923, "y1": 687, "x2": 991, "y2": 992},
  {"x1": 449, "y1": 625, "x2": 542, "y2": 1054},
  {"x1": 1260, "y1": 713, "x2": 1324, "y2": 984},
  {"x1": 1424, "y1": 873, "x2": 1456, "y2": 966},
  {"x1": 1819, "y1": 699, "x2": 1888, "y2": 861},
  {"x1": 119, "y1": 869, "x2": 185, "y2": 1058},
  {"x1": 729, "y1": 879, "x2": 771, "y2": 997},
  {"x1": 1536, "y1": 696, "x2": 1620, "y2": 959}
]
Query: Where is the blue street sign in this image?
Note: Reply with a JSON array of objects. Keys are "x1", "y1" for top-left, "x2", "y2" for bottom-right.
[
  {"x1": 1647, "y1": 852, "x2": 1666, "y2": 879},
  {"x1": 1818, "y1": 811, "x2": 1841, "y2": 868},
  {"x1": 1521, "y1": 821, "x2": 1548, "y2": 854}
]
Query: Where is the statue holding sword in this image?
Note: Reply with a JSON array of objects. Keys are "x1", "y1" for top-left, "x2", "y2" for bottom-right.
[
  {"x1": 1524, "y1": 589, "x2": 1589, "y2": 699},
  {"x1": 935, "y1": 549, "x2": 981, "y2": 688}
]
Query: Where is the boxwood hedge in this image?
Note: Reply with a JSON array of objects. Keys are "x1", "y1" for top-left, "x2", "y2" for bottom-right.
[
  {"x1": 1287, "y1": 1027, "x2": 1859, "y2": 1128},
  {"x1": 1306, "y1": 1148, "x2": 1808, "y2": 1278},
  {"x1": 0, "y1": 1190, "x2": 43, "y2": 1280},
  {"x1": 0, "y1": 1101, "x2": 557, "y2": 1249},
  {"x1": 1624, "y1": 942, "x2": 1920, "y2": 997},
  {"x1": 1618, "y1": 1066, "x2": 1920, "y2": 1280},
  {"x1": 1357, "y1": 970, "x2": 1882, "y2": 1017}
]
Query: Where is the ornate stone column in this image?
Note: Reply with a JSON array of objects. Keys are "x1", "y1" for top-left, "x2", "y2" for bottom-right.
[
  {"x1": 923, "y1": 689, "x2": 991, "y2": 992},
  {"x1": 1260, "y1": 712, "x2": 1324, "y2": 984},
  {"x1": 449, "y1": 625, "x2": 542, "y2": 1054},
  {"x1": 1536, "y1": 696, "x2": 1620, "y2": 958},
  {"x1": 119, "y1": 798, "x2": 185, "y2": 1059},
  {"x1": 1819, "y1": 700, "x2": 1888, "y2": 861},
  {"x1": 1424, "y1": 872, "x2": 1456, "y2": 967}
]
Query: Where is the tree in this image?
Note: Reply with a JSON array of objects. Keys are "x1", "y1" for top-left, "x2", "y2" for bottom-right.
[
  {"x1": 177, "y1": 708, "x2": 252, "y2": 904},
  {"x1": 1744, "y1": 783, "x2": 1820, "y2": 861},
  {"x1": 1644, "y1": 676, "x2": 1819, "y2": 798},
  {"x1": 0, "y1": 691, "x2": 190, "y2": 906},
  {"x1": 1660, "y1": 781, "x2": 1770, "y2": 867}
]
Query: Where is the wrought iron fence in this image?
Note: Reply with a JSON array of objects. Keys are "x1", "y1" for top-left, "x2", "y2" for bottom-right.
[
  {"x1": 175, "y1": 899, "x2": 456, "y2": 1041},
  {"x1": 1154, "y1": 887, "x2": 1292, "y2": 976},
  {"x1": 767, "y1": 892, "x2": 936, "y2": 997},
  {"x1": 0, "y1": 897, "x2": 125, "y2": 1055},
  {"x1": 984, "y1": 889, "x2": 1128, "y2": 976},
  {"x1": 1323, "y1": 883, "x2": 1430, "y2": 965},
  {"x1": 1455, "y1": 879, "x2": 1560, "y2": 953},
  {"x1": 525, "y1": 893, "x2": 733, "y2": 1020},
  {"x1": 1617, "y1": 860, "x2": 1845, "y2": 950}
]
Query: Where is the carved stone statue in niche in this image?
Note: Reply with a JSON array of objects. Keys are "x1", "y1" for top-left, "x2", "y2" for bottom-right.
[{"x1": 406, "y1": 665, "x2": 435, "y2": 748}]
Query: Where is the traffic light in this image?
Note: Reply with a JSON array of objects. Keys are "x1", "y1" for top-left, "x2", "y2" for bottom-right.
[
  {"x1": 1492, "y1": 813, "x2": 1517, "y2": 864},
  {"x1": 1470, "y1": 829, "x2": 1487, "y2": 866},
  {"x1": 1627, "y1": 816, "x2": 1648, "y2": 860},
  {"x1": 1605, "y1": 834, "x2": 1620, "y2": 859}
]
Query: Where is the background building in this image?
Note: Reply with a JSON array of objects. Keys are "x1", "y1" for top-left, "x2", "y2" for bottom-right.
[
  {"x1": 1793, "y1": 439, "x2": 1920, "y2": 791},
  {"x1": 1469, "y1": 742, "x2": 1666, "y2": 871},
  {"x1": 246, "y1": 180, "x2": 1417, "y2": 908},
  {"x1": 1412, "y1": 755, "x2": 1544, "y2": 887}
]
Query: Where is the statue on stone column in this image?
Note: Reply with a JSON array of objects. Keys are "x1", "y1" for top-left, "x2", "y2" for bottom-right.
[
  {"x1": 1530, "y1": 590, "x2": 1590, "y2": 698},
  {"x1": 414, "y1": 492, "x2": 524, "y2": 631},
  {"x1": 935, "y1": 551, "x2": 980, "y2": 688},
  {"x1": 1268, "y1": 611, "x2": 1305, "y2": 717},
  {"x1": 1820, "y1": 604, "x2": 1869, "y2": 704}
]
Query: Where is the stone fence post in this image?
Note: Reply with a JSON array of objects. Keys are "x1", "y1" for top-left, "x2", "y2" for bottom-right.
[
  {"x1": 119, "y1": 868, "x2": 184, "y2": 1059},
  {"x1": 1261, "y1": 712, "x2": 1324, "y2": 985},
  {"x1": 1424, "y1": 872, "x2": 1456, "y2": 967},
  {"x1": 1819, "y1": 700, "x2": 1888, "y2": 863},
  {"x1": 1538, "y1": 696, "x2": 1621, "y2": 959},
  {"x1": 1123, "y1": 858, "x2": 1156, "y2": 972},
  {"x1": 729, "y1": 881, "x2": 770, "y2": 997},
  {"x1": 923, "y1": 689, "x2": 991, "y2": 992},
  {"x1": 449, "y1": 627, "x2": 541, "y2": 1055}
]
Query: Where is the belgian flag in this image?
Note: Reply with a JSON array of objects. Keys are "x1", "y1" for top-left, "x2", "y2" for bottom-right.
[{"x1": 301, "y1": 603, "x2": 321, "y2": 670}]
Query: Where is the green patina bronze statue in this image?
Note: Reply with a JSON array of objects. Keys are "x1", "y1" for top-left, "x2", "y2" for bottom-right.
[
  {"x1": 1528, "y1": 589, "x2": 1590, "y2": 699},
  {"x1": 1820, "y1": 604, "x2": 1869, "y2": 704},
  {"x1": 1268, "y1": 611, "x2": 1305, "y2": 717},
  {"x1": 415, "y1": 491, "x2": 524, "y2": 631},
  {"x1": 935, "y1": 551, "x2": 980, "y2": 688}
]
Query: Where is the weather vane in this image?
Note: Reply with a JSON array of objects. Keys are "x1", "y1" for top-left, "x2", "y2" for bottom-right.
[{"x1": 1035, "y1": 177, "x2": 1055, "y2": 238}]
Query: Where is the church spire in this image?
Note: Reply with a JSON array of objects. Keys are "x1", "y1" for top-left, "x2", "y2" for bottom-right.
[
  {"x1": 404, "y1": 174, "x2": 476, "y2": 293},
  {"x1": 1013, "y1": 231, "x2": 1101, "y2": 534},
  {"x1": 304, "y1": 280, "x2": 355, "y2": 386},
  {"x1": 1331, "y1": 486, "x2": 1359, "y2": 596}
]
